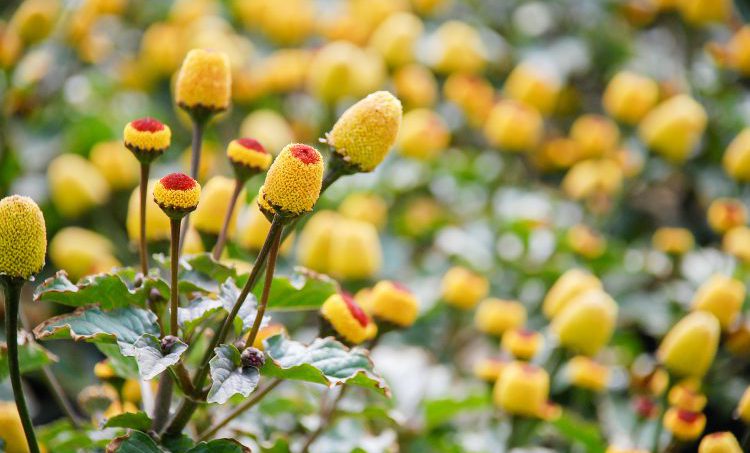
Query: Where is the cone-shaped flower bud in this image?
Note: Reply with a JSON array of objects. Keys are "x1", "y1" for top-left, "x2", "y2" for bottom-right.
[
  {"x1": 175, "y1": 49, "x2": 232, "y2": 117},
  {"x1": 153, "y1": 173, "x2": 201, "y2": 218},
  {"x1": 0, "y1": 195, "x2": 46, "y2": 279},
  {"x1": 367, "y1": 280, "x2": 419, "y2": 328},
  {"x1": 657, "y1": 311, "x2": 720, "y2": 378},
  {"x1": 262, "y1": 143, "x2": 323, "y2": 217}
]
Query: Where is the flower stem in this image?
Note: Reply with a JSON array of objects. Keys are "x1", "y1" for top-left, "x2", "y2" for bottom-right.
[
  {"x1": 212, "y1": 178, "x2": 243, "y2": 261},
  {"x1": 198, "y1": 378, "x2": 282, "y2": 441},
  {"x1": 2, "y1": 277, "x2": 40, "y2": 453},
  {"x1": 651, "y1": 379, "x2": 672, "y2": 453},
  {"x1": 179, "y1": 118, "x2": 205, "y2": 253},
  {"x1": 151, "y1": 375, "x2": 174, "y2": 433},
  {"x1": 139, "y1": 163, "x2": 150, "y2": 275},
  {"x1": 300, "y1": 386, "x2": 348, "y2": 453},
  {"x1": 243, "y1": 220, "x2": 282, "y2": 349},
  {"x1": 170, "y1": 218, "x2": 181, "y2": 336}
]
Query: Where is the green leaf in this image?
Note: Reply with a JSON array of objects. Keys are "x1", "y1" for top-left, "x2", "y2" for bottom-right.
[
  {"x1": 162, "y1": 434, "x2": 195, "y2": 453},
  {"x1": 208, "y1": 345, "x2": 260, "y2": 404},
  {"x1": 261, "y1": 335, "x2": 389, "y2": 396},
  {"x1": 254, "y1": 268, "x2": 338, "y2": 312},
  {"x1": 96, "y1": 343, "x2": 140, "y2": 380},
  {"x1": 551, "y1": 412, "x2": 607, "y2": 453},
  {"x1": 121, "y1": 334, "x2": 188, "y2": 380},
  {"x1": 107, "y1": 430, "x2": 161, "y2": 452},
  {"x1": 103, "y1": 411, "x2": 153, "y2": 431},
  {"x1": 0, "y1": 331, "x2": 57, "y2": 380},
  {"x1": 186, "y1": 439, "x2": 252, "y2": 453},
  {"x1": 179, "y1": 279, "x2": 266, "y2": 336},
  {"x1": 424, "y1": 394, "x2": 491, "y2": 429},
  {"x1": 37, "y1": 419, "x2": 106, "y2": 453}
]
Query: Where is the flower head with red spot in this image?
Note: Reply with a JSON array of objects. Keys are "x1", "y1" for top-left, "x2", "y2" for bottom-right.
[
  {"x1": 320, "y1": 292, "x2": 377, "y2": 345},
  {"x1": 262, "y1": 143, "x2": 323, "y2": 217},
  {"x1": 123, "y1": 117, "x2": 171, "y2": 162},
  {"x1": 153, "y1": 173, "x2": 201, "y2": 218},
  {"x1": 227, "y1": 137, "x2": 273, "y2": 180}
]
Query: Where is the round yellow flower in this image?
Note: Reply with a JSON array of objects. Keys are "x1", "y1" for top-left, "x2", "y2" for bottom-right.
[
  {"x1": 153, "y1": 173, "x2": 201, "y2": 213},
  {"x1": 602, "y1": 71, "x2": 659, "y2": 124},
  {"x1": 326, "y1": 91, "x2": 403, "y2": 173},
  {"x1": 658, "y1": 311, "x2": 720, "y2": 378},
  {"x1": 0, "y1": 195, "x2": 46, "y2": 279},
  {"x1": 567, "y1": 356, "x2": 610, "y2": 392},
  {"x1": 0, "y1": 401, "x2": 30, "y2": 453},
  {"x1": 698, "y1": 432, "x2": 743, "y2": 453},
  {"x1": 663, "y1": 408, "x2": 705, "y2": 441},
  {"x1": 192, "y1": 176, "x2": 243, "y2": 235},
  {"x1": 677, "y1": 0, "x2": 730, "y2": 25},
  {"x1": 503, "y1": 61, "x2": 561, "y2": 115},
  {"x1": 226, "y1": 137, "x2": 272, "y2": 176},
  {"x1": 707, "y1": 198, "x2": 747, "y2": 234},
  {"x1": 474, "y1": 298, "x2": 526, "y2": 337},
  {"x1": 542, "y1": 269, "x2": 602, "y2": 319},
  {"x1": 724, "y1": 128, "x2": 750, "y2": 181},
  {"x1": 123, "y1": 117, "x2": 171, "y2": 158},
  {"x1": 441, "y1": 266, "x2": 489, "y2": 310},
  {"x1": 296, "y1": 210, "x2": 338, "y2": 272},
  {"x1": 473, "y1": 357, "x2": 506, "y2": 383},
  {"x1": 89, "y1": 141, "x2": 140, "y2": 190},
  {"x1": 262, "y1": 143, "x2": 323, "y2": 216},
  {"x1": 369, "y1": 12, "x2": 423, "y2": 67},
  {"x1": 502, "y1": 328, "x2": 543, "y2": 361},
  {"x1": 723, "y1": 226, "x2": 750, "y2": 262},
  {"x1": 306, "y1": 41, "x2": 385, "y2": 103},
  {"x1": 329, "y1": 219, "x2": 382, "y2": 280},
  {"x1": 320, "y1": 293, "x2": 377, "y2": 345},
  {"x1": 234, "y1": 199, "x2": 294, "y2": 254},
  {"x1": 652, "y1": 227, "x2": 694, "y2": 255},
  {"x1": 668, "y1": 380, "x2": 707, "y2": 412},
  {"x1": 397, "y1": 108, "x2": 450, "y2": 160},
  {"x1": 393, "y1": 64, "x2": 438, "y2": 109},
  {"x1": 483, "y1": 100, "x2": 543, "y2": 153},
  {"x1": 562, "y1": 158, "x2": 623, "y2": 200},
  {"x1": 492, "y1": 361, "x2": 550, "y2": 418},
  {"x1": 48, "y1": 154, "x2": 110, "y2": 218},
  {"x1": 175, "y1": 48, "x2": 232, "y2": 113},
  {"x1": 691, "y1": 274, "x2": 745, "y2": 330},
  {"x1": 569, "y1": 114, "x2": 620, "y2": 159},
  {"x1": 93, "y1": 360, "x2": 115, "y2": 380},
  {"x1": 368, "y1": 280, "x2": 419, "y2": 327},
  {"x1": 551, "y1": 288, "x2": 618, "y2": 356},
  {"x1": 566, "y1": 224, "x2": 606, "y2": 259},
  {"x1": 50, "y1": 227, "x2": 119, "y2": 281},
  {"x1": 638, "y1": 94, "x2": 707, "y2": 163},
  {"x1": 430, "y1": 20, "x2": 486, "y2": 74}
]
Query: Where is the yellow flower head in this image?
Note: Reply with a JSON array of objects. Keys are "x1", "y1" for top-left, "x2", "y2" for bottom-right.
[
  {"x1": 329, "y1": 219, "x2": 382, "y2": 280},
  {"x1": 562, "y1": 158, "x2": 624, "y2": 200},
  {"x1": 50, "y1": 227, "x2": 119, "y2": 281},
  {"x1": 431, "y1": 20, "x2": 486, "y2": 74},
  {"x1": 368, "y1": 280, "x2": 419, "y2": 327},
  {"x1": 566, "y1": 224, "x2": 606, "y2": 260},
  {"x1": 398, "y1": 108, "x2": 451, "y2": 161},
  {"x1": 443, "y1": 73, "x2": 494, "y2": 127},
  {"x1": 737, "y1": 386, "x2": 750, "y2": 424},
  {"x1": 193, "y1": 176, "x2": 243, "y2": 235},
  {"x1": 543, "y1": 269, "x2": 602, "y2": 319},
  {"x1": 89, "y1": 141, "x2": 140, "y2": 190},
  {"x1": 474, "y1": 298, "x2": 526, "y2": 337},
  {"x1": 127, "y1": 180, "x2": 171, "y2": 243},
  {"x1": 602, "y1": 71, "x2": 659, "y2": 124},
  {"x1": 658, "y1": 311, "x2": 720, "y2": 378},
  {"x1": 723, "y1": 226, "x2": 750, "y2": 263},
  {"x1": 48, "y1": 154, "x2": 110, "y2": 218},
  {"x1": 668, "y1": 379, "x2": 707, "y2": 412},
  {"x1": 663, "y1": 408, "x2": 705, "y2": 441},
  {"x1": 10, "y1": 0, "x2": 59, "y2": 45},
  {"x1": 226, "y1": 137, "x2": 273, "y2": 178},
  {"x1": 569, "y1": 114, "x2": 620, "y2": 159},
  {"x1": 306, "y1": 41, "x2": 385, "y2": 103},
  {"x1": 252, "y1": 323, "x2": 287, "y2": 351},
  {"x1": 153, "y1": 173, "x2": 201, "y2": 215},
  {"x1": 551, "y1": 288, "x2": 618, "y2": 356},
  {"x1": 473, "y1": 357, "x2": 506, "y2": 383},
  {"x1": 698, "y1": 432, "x2": 743, "y2": 453},
  {"x1": 638, "y1": 94, "x2": 707, "y2": 163},
  {"x1": 123, "y1": 117, "x2": 171, "y2": 159},
  {"x1": 0, "y1": 401, "x2": 30, "y2": 453},
  {"x1": 653, "y1": 227, "x2": 694, "y2": 255},
  {"x1": 339, "y1": 193, "x2": 388, "y2": 230},
  {"x1": 369, "y1": 12, "x2": 423, "y2": 67},
  {"x1": 175, "y1": 48, "x2": 232, "y2": 114},
  {"x1": 320, "y1": 292, "x2": 377, "y2": 345},
  {"x1": 256, "y1": 185, "x2": 275, "y2": 221},
  {"x1": 234, "y1": 199, "x2": 295, "y2": 254},
  {"x1": 393, "y1": 64, "x2": 438, "y2": 109},
  {"x1": 691, "y1": 274, "x2": 745, "y2": 330},
  {"x1": 441, "y1": 266, "x2": 489, "y2": 310},
  {"x1": 122, "y1": 379, "x2": 142, "y2": 404},
  {"x1": 326, "y1": 91, "x2": 403, "y2": 173},
  {"x1": 677, "y1": 0, "x2": 730, "y2": 26},
  {"x1": 483, "y1": 100, "x2": 543, "y2": 153},
  {"x1": 724, "y1": 128, "x2": 750, "y2": 181},
  {"x1": 707, "y1": 198, "x2": 747, "y2": 234},
  {"x1": 567, "y1": 356, "x2": 610, "y2": 392},
  {"x1": 503, "y1": 61, "x2": 561, "y2": 115},
  {"x1": 492, "y1": 361, "x2": 550, "y2": 418},
  {"x1": 262, "y1": 143, "x2": 323, "y2": 216},
  {"x1": 0, "y1": 195, "x2": 46, "y2": 279},
  {"x1": 502, "y1": 328, "x2": 543, "y2": 361}
]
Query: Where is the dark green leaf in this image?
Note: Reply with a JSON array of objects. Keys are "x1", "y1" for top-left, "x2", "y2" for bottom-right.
[
  {"x1": 103, "y1": 411, "x2": 152, "y2": 432},
  {"x1": 424, "y1": 394, "x2": 491, "y2": 429},
  {"x1": 34, "y1": 306, "x2": 159, "y2": 346},
  {"x1": 121, "y1": 334, "x2": 187, "y2": 380},
  {"x1": 106, "y1": 430, "x2": 161, "y2": 452},
  {"x1": 161, "y1": 434, "x2": 195, "y2": 453},
  {"x1": 254, "y1": 268, "x2": 338, "y2": 312},
  {"x1": 0, "y1": 331, "x2": 57, "y2": 381},
  {"x1": 186, "y1": 439, "x2": 251, "y2": 453},
  {"x1": 208, "y1": 345, "x2": 260, "y2": 404}
]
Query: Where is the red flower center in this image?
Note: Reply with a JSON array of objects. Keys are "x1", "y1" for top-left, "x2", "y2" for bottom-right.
[
  {"x1": 160, "y1": 173, "x2": 196, "y2": 191},
  {"x1": 131, "y1": 117, "x2": 165, "y2": 132},
  {"x1": 676, "y1": 410, "x2": 700, "y2": 423},
  {"x1": 237, "y1": 138, "x2": 267, "y2": 154},
  {"x1": 341, "y1": 292, "x2": 369, "y2": 327},
  {"x1": 290, "y1": 144, "x2": 319, "y2": 164},
  {"x1": 391, "y1": 281, "x2": 411, "y2": 293},
  {"x1": 516, "y1": 329, "x2": 536, "y2": 338}
]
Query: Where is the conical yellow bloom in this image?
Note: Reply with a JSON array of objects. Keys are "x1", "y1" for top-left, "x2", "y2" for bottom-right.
[
  {"x1": 253, "y1": 0, "x2": 315, "y2": 45},
  {"x1": 257, "y1": 49, "x2": 311, "y2": 93},
  {"x1": 653, "y1": 227, "x2": 694, "y2": 255},
  {"x1": 240, "y1": 110, "x2": 294, "y2": 157},
  {"x1": 677, "y1": 0, "x2": 730, "y2": 25},
  {"x1": 441, "y1": 266, "x2": 489, "y2": 310},
  {"x1": 306, "y1": 41, "x2": 385, "y2": 103},
  {"x1": 658, "y1": 311, "x2": 720, "y2": 377},
  {"x1": 668, "y1": 379, "x2": 707, "y2": 412},
  {"x1": 698, "y1": 432, "x2": 743, "y2": 453},
  {"x1": 328, "y1": 219, "x2": 382, "y2": 280},
  {"x1": 192, "y1": 176, "x2": 242, "y2": 234},
  {"x1": 474, "y1": 357, "x2": 506, "y2": 383},
  {"x1": 0, "y1": 401, "x2": 30, "y2": 453},
  {"x1": 326, "y1": 91, "x2": 403, "y2": 172},
  {"x1": 737, "y1": 386, "x2": 750, "y2": 424},
  {"x1": 691, "y1": 274, "x2": 745, "y2": 330},
  {"x1": 122, "y1": 379, "x2": 142, "y2": 404},
  {"x1": 127, "y1": 180, "x2": 171, "y2": 243},
  {"x1": 296, "y1": 210, "x2": 338, "y2": 272},
  {"x1": 663, "y1": 408, "x2": 705, "y2": 441},
  {"x1": 492, "y1": 361, "x2": 549, "y2": 418},
  {"x1": 262, "y1": 143, "x2": 323, "y2": 216},
  {"x1": 397, "y1": 108, "x2": 451, "y2": 160},
  {"x1": 503, "y1": 61, "x2": 561, "y2": 115},
  {"x1": 89, "y1": 141, "x2": 139, "y2": 190},
  {"x1": 123, "y1": 117, "x2": 171, "y2": 155},
  {"x1": 226, "y1": 137, "x2": 272, "y2": 175},
  {"x1": 551, "y1": 289, "x2": 618, "y2": 356},
  {"x1": 602, "y1": 71, "x2": 659, "y2": 124},
  {"x1": 10, "y1": 0, "x2": 58, "y2": 45},
  {"x1": 0, "y1": 195, "x2": 46, "y2": 279},
  {"x1": 569, "y1": 114, "x2": 620, "y2": 159},
  {"x1": 153, "y1": 173, "x2": 201, "y2": 212},
  {"x1": 707, "y1": 198, "x2": 747, "y2": 234},
  {"x1": 502, "y1": 329, "x2": 543, "y2": 361},
  {"x1": 393, "y1": 64, "x2": 437, "y2": 109},
  {"x1": 175, "y1": 48, "x2": 232, "y2": 113},
  {"x1": 339, "y1": 193, "x2": 388, "y2": 230},
  {"x1": 369, "y1": 12, "x2": 423, "y2": 67},
  {"x1": 724, "y1": 129, "x2": 750, "y2": 181},
  {"x1": 50, "y1": 227, "x2": 119, "y2": 281},
  {"x1": 430, "y1": 20, "x2": 486, "y2": 74},
  {"x1": 483, "y1": 100, "x2": 543, "y2": 152},
  {"x1": 567, "y1": 356, "x2": 610, "y2": 392},
  {"x1": 48, "y1": 154, "x2": 110, "y2": 218},
  {"x1": 723, "y1": 226, "x2": 750, "y2": 263},
  {"x1": 638, "y1": 94, "x2": 707, "y2": 162},
  {"x1": 566, "y1": 224, "x2": 606, "y2": 259},
  {"x1": 320, "y1": 293, "x2": 377, "y2": 344},
  {"x1": 474, "y1": 298, "x2": 526, "y2": 337},
  {"x1": 543, "y1": 269, "x2": 602, "y2": 319},
  {"x1": 368, "y1": 280, "x2": 419, "y2": 327}
]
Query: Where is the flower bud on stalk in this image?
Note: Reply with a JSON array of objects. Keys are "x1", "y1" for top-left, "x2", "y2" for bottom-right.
[
  {"x1": 441, "y1": 266, "x2": 489, "y2": 310},
  {"x1": 691, "y1": 274, "x2": 745, "y2": 330},
  {"x1": 492, "y1": 361, "x2": 550, "y2": 418},
  {"x1": 320, "y1": 293, "x2": 377, "y2": 345},
  {"x1": 262, "y1": 143, "x2": 324, "y2": 218},
  {"x1": 175, "y1": 49, "x2": 232, "y2": 121},
  {"x1": 367, "y1": 281, "x2": 419, "y2": 328},
  {"x1": 698, "y1": 432, "x2": 743, "y2": 453},
  {"x1": 501, "y1": 328, "x2": 543, "y2": 361},
  {"x1": 551, "y1": 289, "x2": 618, "y2": 356},
  {"x1": 658, "y1": 311, "x2": 720, "y2": 378},
  {"x1": 663, "y1": 408, "x2": 706, "y2": 441}
]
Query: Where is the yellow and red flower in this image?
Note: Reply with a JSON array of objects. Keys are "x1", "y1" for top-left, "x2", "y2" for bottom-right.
[
  {"x1": 153, "y1": 173, "x2": 201, "y2": 217},
  {"x1": 502, "y1": 328, "x2": 543, "y2": 361},
  {"x1": 663, "y1": 408, "x2": 706, "y2": 441},
  {"x1": 698, "y1": 432, "x2": 743, "y2": 453},
  {"x1": 123, "y1": 117, "x2": 171, "y2": 161},
  {"x1": 226, "y1": 137, "x2": 273, "y2": 179},
  {"x1": 320, "y1": 292, "x2": 377, "y2": 345},
  {"x1": 367, "y1": 280, "x2": 419, "y2": 328},
  {"x1": 473, "y1": 357, "x2": 506, "y2": 382},
  {"x1": 262, "y1": 143, "x2": 324, "y2": 217},
  {"x1": 567, "y1": 356, "x2": 610, "y2": 392},
  {"x1": 668, "y1": 380, "x2": 707, "y2": 412},
  {"x1": 493, "y1": 361, "x2": 550, "y2": 418}
]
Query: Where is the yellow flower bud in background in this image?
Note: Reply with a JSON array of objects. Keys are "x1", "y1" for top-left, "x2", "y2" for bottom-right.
[
  {"x1": 691, "y1": 274, "x2": 745, "y2": 330},
  {"x1": 393, "y1": 64, "x2": 438, "y2": 109},
  {"x1": 501, "y1": 328, "x2": 543, "y2": 361},
  {"x1": 430, "y1": 20, "x2": 486, "y2": 74},
  {"x1": 536, "y1": 137, "x2": 584, "y2": 169},
  {"x1": 441, "y1": 266, "x2": 489, "y2": 310},
  {"x1": 234, "y1": 198, "x2": 294, "y2": 254},
  {"x1": 348, "y1": 0, "x2": 409, "y2": 37},
  {"x1": 102, "y1": 401, "x2": 139, "y2": 421},
  {"x1": 93, "y1": 360, "x2": 115, "y2": 380},
  {"x1": 307, "y1": 41, "x2": 385, "y2": 103},
  {"x1": 726, "y1": 320, "x2": 750, "y2": 358},
  {"x1": 443, "y1": 73, "x2": 494, "y2": 127},
  {"x1": 606, "y1": 447, "x2": 649, "y2": 453},
  {"x1": 226, "y1": 138, "x2": 272, "y2": 177},
  {"x1": 10, "y1": 0, "x2": 59, "y2": 44},
  {"x1": 503, "y1": 62, "x2": 561, "y2": 115},
  {"x1": 567, "y1": 356, "x2": 610, "y2": 392},
  {"x1": 708, "y1": 27, "x2": 750, "y2": 76},
  {"x1": 493, "y1": 361, "x2": 549, "y2": 418},
  {"x1": 192, "y1": 176, "x2": 243, "y2": 235},
  {"x1": 566, "y1": 224, "x2": 606, "y2": 259},
  {"x1": 0, "y1": 22, "x2": 23, "y2": 68},
  {"x1": 473, "y1": 357, "x2": 505, "y2": 383},
  {"x1": 410, "y1": 0, "x2": 451, "y2": 15},
  {"x1": 474, "y1": 298, "x2": 526, "y2": 337},
  {"x1": 658, "y1": 311, "x2": 720, "y2": 378},
  {"x1": 543, "y1": 269, "x2": 602, "y2": 319},
  {"x1": 397, "y1": 108, "x2": 451, "y2": 160},
  {"x1": 139, "y1": 23, "x2": 185, "y2": 77},
  {"x1": 638, "y1": 94, "x2": 707, "y2": 163},
  {"x1": 723, "y1": 129, "x2": 750, "y2": 181},
  {"x1": 0, "y1": 195, "x2": 46, "y2": 280},
  {"x1": 127, "y1": 180, "x2": 170, "y2": 243},
  {"x1": 122, "y1": 379, "x2": 142, "y2": 404},
  {"x1": 367, "y1": 280, "x2": 419, "y2": 327},
  {"x1": 569, "y1": 114, "x2": 620, "y2": 159},
  {"x1": 0, "y1": 400, "x2": 31, "y2": 453},
  {"x1": 296, "y1": 210, "x2": 338, "y2": 273},
  {"x1": 668, "y1": 379, "x2": 707, "y2": 412},
  {"x1": 483, "y1": 100, "x2": 543, "y2": 153},
  {"x1": 677, "y1": 0, "x2": 730, "y2": 26},
  {"x1": 89, "y1": 141, "x2": 139, "y2": 190},
  {"x1": 707, "y1": 198, "x2": 747, "y2": 234},
  {"x1": 369, "y1": 12, "x2": 423, "y2": 67},
  {"x1": 50, "y1": 227, "x2": 120, "y2": 281},
  {"x1": 321, "y1": 293, "x2": 377, "y2": 344},
  {"x1": 698, "y1": 432, "x2": 743, "y2": 453},
  {"x1": 48, "y1": 154, "x2": 110, "y2": 218},
  {"x1": 262, "y1": 143, "x2": 323, "y2": 216},
  {"x1": 327, "y1": 91, "x2": 403, "y2": 172},
  {"x1": 663, "y1": 408, "x2": 705, "y2": 441},
  {"x1": 653, "y1": 227, "x2": 695, "y2": 255},
  {"x1": 737, "y1": 386, "x2": 750, "y2": 424},
  {"x1": 602, "y1": 71, "x2": 659, "y2": 124},
  {"x1": 724, "y1": 226, "x2": 750, "y2": 262},
  {"x1": 253, "y1": 0, "x2": 315, "y2": 45},
  {"x1": 153, "y1": 173, "x2": 201, "y2": 213},
  {"x1": 562, "y1": 158, "x2": 623, "y2": 201},
  {"x1": 552, "y1": 288, "x2": 618, "y2": 356},
  {"x1": 175, "y1": 48, "x2": 232, "y2": 113},
  {"x1": 328, "y1": 219, "x2": 382, "y2": 280},
  {"x1": 240, "y1": 110, "x2": 294, "y2": 156},
  {"x1": 258, "y1": 49, "x2": 312, "y2": 94},
  {"x1": 339, "y1": 193, "x2": 388, "y2": 230},
  {"x1": 253, "y1": 323, "x2": 287, "y2": 351}
]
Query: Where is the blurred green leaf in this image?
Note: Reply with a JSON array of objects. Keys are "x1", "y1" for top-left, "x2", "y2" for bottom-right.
[
  {"x1": 122, "y1": 334, "x2": 187, "y2": 380},
  {"x1": 254, "y1": 267, "x2": 338, "y2": 312},
  {"x1": 0, "y1": 331, "x2": 57, "y2": 381},
  {"x1": 186, "y1": 439, "x2": 252, "y2": 453},
  {"x1": 103, "y1": 411, "x2": 152, "y2": 431},
  {"x1": 424, "y1": 393, "x2": 491, "y2": 429},
  {"x1": 551, "y1": 412, "x2": 607, "y2": 453}
]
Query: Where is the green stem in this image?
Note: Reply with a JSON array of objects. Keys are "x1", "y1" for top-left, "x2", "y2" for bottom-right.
[
  {"x1": 243, "y1": 219, "x2": 282, "y2": 349},
  {"x1": 139, "y1": 163, "x2": 150, "y2": 276},
  {"x1": 151, "y1": 375, "x2": 174, "y2": 433},
  {"x1": 179, "y1": 118, "x2": 205, "y2": 252},
  {"x1": 170, "y1": 218, "x2": 180, "y2": 336},
  {"x1": 3, "y1": 277, "x2": 40, "y2": 453},
  {"x1": 211, "y1": 178, "x2": 243, "y2": 261}
]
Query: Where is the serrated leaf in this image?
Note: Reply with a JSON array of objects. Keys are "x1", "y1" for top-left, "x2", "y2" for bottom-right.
[
  {"x1": 106, "y1": 430, "x2": 161, "y2": 453},
  {"x1": 208, "y1": 345, "x2": 260, "y2": 404},
  {"x1": 254, "y1": 267, "x2": 338, "y2": 312},
  {"x1": 179, "y1": 279, "x2": 267, "y2": 336},
  {"x1": 551, "y1": 412, "x2": 607, "y2": 453},
  {"x1": 186, "y1": 439, "x2": 251, "y2": 453},
  {"x1": 34, "y1": 307, "x2": 159, "y2": 346},
  {"x1": 103, "y1": 411, "x2": 152, "y2": 432},
  {"x1": 261, "y1": 335, "x2": 389, "y2": 396},
  {"x1": 0, "y1": 331, "x2": 57, "y2": 381},
  {"x1": 120, "y1": 334, "x2": 187, "y2": 380}
]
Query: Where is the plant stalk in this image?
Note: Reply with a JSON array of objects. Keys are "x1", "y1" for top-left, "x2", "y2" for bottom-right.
[
  {"x1": 243, "y1": 222, "x2": 282, "y2": 349},
  {"x1": 139, "y1": 163, "x2": 150, "y2": 275},
  {"x1": 211, "y1": 178, "x2": 243, "y2": 261},
  {"x1": 179, "y1": 119, "x2": 205, "y2": 252}
]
